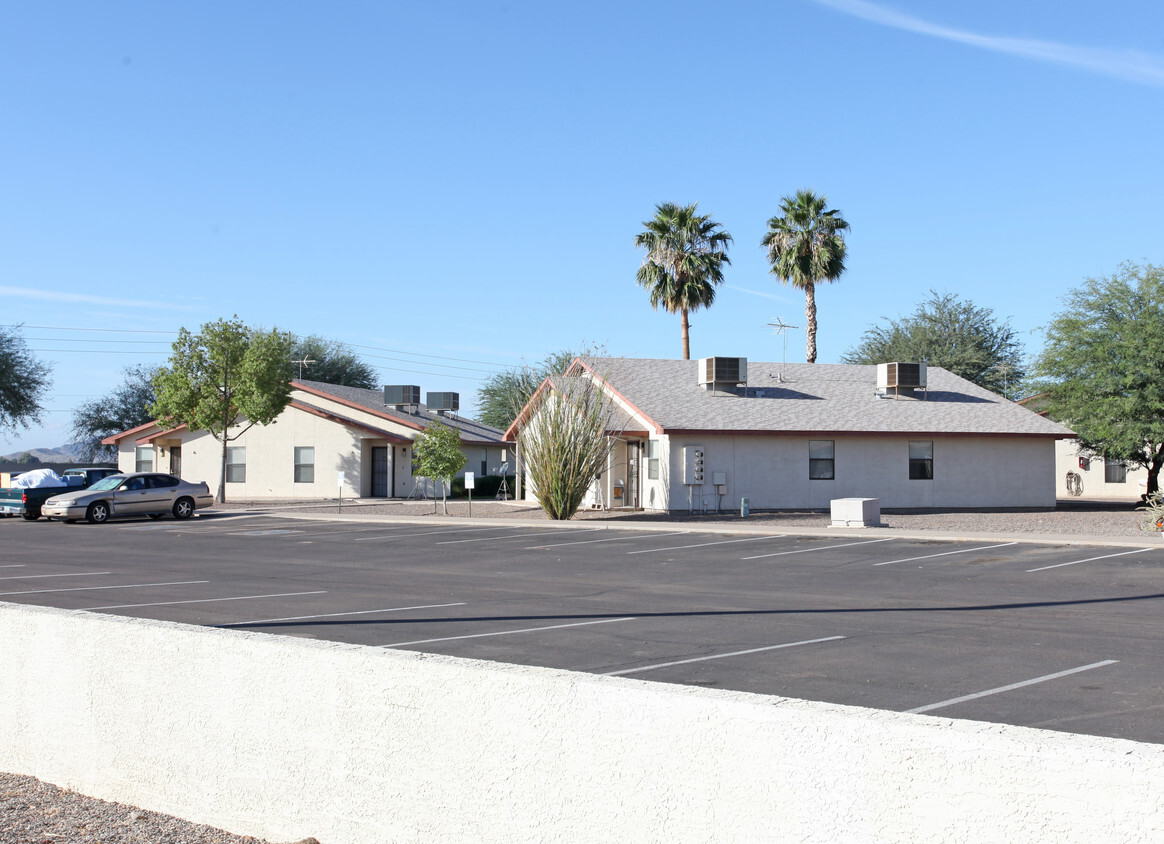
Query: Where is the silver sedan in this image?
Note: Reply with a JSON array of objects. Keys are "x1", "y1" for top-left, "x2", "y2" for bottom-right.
[{"x1": 43, "y1": 472, "x2": 214, "y2": 524}]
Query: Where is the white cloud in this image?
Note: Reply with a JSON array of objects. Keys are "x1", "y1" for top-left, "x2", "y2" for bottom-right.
[
  {"x1": 727, "y1": 285, "x2": 796, "y2": 303},
  {"x1": 813, "y1": 0, "x2": 1164, "y2": 87},
  {"x1": 0, "y1": 286, "x2": 197, "y2": 310}
]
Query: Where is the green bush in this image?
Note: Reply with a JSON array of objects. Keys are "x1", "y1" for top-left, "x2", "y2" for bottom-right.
[{"x1": 450, "y1": 475, "x2": 515, "y2": 499}]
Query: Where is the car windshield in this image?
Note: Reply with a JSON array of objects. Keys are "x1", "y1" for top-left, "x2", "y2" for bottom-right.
[{"x1": 88, "y1": 476, "x2": 126, "y2": 491}]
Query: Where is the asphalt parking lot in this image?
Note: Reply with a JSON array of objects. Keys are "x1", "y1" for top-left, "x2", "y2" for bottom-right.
[{"x1": 3, "y1": 512, "x2": 1163, "y2": 745}]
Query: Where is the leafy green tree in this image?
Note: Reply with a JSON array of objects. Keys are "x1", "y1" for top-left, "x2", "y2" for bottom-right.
[
  {"x1": 151, "y1": 317, "x2": 294, "y2": 503},
  {"x1": 289, "y1": 335, "x2": 377, "y2": 388},
  {"x1": 635, "y1": 202, "x2": 732, "y2": 360},
  {"x1": 761, "y1": 189, "x2": 850, "y2": 364},
  {"x1": 515, "y1": 373, "x2": 615, "y2": 520},
  {"x1": 0, "y1": 324, "x2": 53, "y2": 437},
  {"x1": 412, "y1": 420, "x2": 467, "y2": 514},
  {"x1": 475, "y1": 346, "x2": 602, "y2": 430},
  {"x1": 1031, "y1": 262, "x2": 1164, "y2": 498},
  {"x1": 70, "y1": 364, "x2": 161, "y2": 462},
  {"x1": 840, "y1": 291, "x2": 1025, "y2": 395}
]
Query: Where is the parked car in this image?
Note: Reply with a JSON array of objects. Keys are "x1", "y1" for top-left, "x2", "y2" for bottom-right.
[
  {"x1": 61, "y1": 466, "x2": 121, "y2": 487},
  {"x1": 42, "y1": 473, "x2": 214, "y2": 524},
  {"x1": 0, "y1": 466, "x2": 122, "y2": 520}
]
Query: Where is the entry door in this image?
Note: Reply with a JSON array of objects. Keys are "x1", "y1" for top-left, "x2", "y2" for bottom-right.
[
  {"x1": 625, "y1": 441, "x2": 641, "y2": 509},
  {"x1": 372, "y1": 447, "x2": 389, "y2": 497},
  {"x1": 169, "y1": 447, "x2": 182, "y2": 477}
]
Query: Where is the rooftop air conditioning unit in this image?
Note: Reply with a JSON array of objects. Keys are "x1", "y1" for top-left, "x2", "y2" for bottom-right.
[
  {"x1": 877, "y1": 362, "x2": 928, "y2": 398},
  {"x1": 698, "y1": 357, "x2": 747, "y2": 390},
  {"x1": 427, "y1": 392, "x2": 460, "y2": 414},
  {"x1": 384, "y1": 385, "x2": 421, "y2": 408}
]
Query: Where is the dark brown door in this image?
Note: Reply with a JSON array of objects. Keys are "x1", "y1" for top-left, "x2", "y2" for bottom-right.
[
  {"x1": 169, "y1": 447, "x2": 182, "y2": 477},
  {"x1": 372, "y1": 447, "x2": 389, "y2": 497}
]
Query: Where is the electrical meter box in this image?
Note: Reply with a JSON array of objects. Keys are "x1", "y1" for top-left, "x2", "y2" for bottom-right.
[{"x1": 683, "y1": 446, "x2": 705, "y2": 484}]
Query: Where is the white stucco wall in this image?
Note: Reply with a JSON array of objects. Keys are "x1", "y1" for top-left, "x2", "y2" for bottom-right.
[
  {"x1": 2, "y1": 602, "x2": 1160, "y2": 843},
  {"x1": 657, "y1": 434, "x2": 1057, "y2": 512},
  {"x1": 1055, "y1": 438, "x2": 1149, "y2": 501},
  {"x1": 115, "y1": 408, "x2": 508, "y2": 500}
]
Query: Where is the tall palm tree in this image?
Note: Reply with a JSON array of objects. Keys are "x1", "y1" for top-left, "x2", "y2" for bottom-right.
[
  {"x1": 635, "y1": 202, "x2": 733, "y2": 360},
  {"x1": 761, "y1": 190, "x2": 849, "y2": 364}
]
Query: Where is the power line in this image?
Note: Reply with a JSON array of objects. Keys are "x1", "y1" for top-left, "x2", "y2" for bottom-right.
[
  {"x1": 25, "y1": 337, "x2": 171, "y2": 345},
  {"x1": 1, "y1": 324, "x2": 176, "y2": 334}
]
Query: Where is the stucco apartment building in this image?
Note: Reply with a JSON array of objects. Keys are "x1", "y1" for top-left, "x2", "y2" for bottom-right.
[
  {"x1": 104, "y1": 380, "x2": 511, "y2": 500},
  {"x1": 510, "y1": 357, "x2": 1074, "y2": 512}
]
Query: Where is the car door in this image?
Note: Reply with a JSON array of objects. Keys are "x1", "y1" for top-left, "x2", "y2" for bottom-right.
[
  {"x1": 112, "y1": 475, "x2": 151, "y2": 515},
  {"x1": 143, "y1": 474, "x2": 180, "y2": 513}
]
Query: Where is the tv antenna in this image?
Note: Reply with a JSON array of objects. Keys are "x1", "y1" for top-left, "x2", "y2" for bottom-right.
[
  {"x1": 290, "y1": 357, "x2": 317, "y2": 379},
  {"x1": 767, "y1": 317, "x2": 799, "y2": 382}
]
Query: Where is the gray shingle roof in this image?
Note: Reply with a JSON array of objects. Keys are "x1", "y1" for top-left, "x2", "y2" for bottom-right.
[
  {"x1": 581, "y1": 358, "x2": 1074, "y2": 438},
  {"x1": 293, "y1": 380, "x2": 510, "y2": 444}
]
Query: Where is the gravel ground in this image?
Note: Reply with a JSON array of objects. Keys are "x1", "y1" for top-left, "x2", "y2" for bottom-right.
[
  {"x1": 6, "y1": 497, "x2": 1158, "y2": 842},
  {"x1": 0, "y1": 772, "x2": 309, "y2": 844},
  {"x1": 231, "y1": 495, "x2": 1158, "y2": 538}
]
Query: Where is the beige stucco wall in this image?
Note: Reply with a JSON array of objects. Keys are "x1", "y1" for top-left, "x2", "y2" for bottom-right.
[
  {"x1": 655, "y1": 434, "x2": 1057, "y2": 512},
  {"x1": 1055, "y1": 438, "x2": 1149, "y2": 501},
  {"x1": 2, "y1": 601, "x2": 1161, "y2": 843},
  {"x1": 115, "y1": 405, "x2": 507, "y2": 500}
]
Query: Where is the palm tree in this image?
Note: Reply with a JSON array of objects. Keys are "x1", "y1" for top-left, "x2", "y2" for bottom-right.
[
  {"x1": 761, "y1": 190, "x2": 849, "y2": 364},
  {"x1": 635, "y1": 202, "x2": 733, "y2": 360}
]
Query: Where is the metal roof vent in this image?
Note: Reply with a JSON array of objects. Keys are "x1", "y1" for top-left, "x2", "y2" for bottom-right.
[
  {"x1": 427, "y1": 391, "x2": 460, "y2": 415},
  {"x1": 698, "y1": 357, "x2": 747, "y2": 393},
  {"x1": 384, "y1": 385, "x2": 421, "y2": 411},
  {"x1": 877, "y1": 362, "x2": 927, "y2": 399}
]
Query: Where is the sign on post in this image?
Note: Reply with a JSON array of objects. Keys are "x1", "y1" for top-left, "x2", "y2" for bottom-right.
[{"x1": 465, "y1": 472, "x2": 474, "y2": 517}]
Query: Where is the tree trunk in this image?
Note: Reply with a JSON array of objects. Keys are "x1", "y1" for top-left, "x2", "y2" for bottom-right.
[
  {"x1": 680, "y1": 308, "x2": 691, "y2": 360},
  {"x1": 1147, "y1": 444, "x2": 1163, "y2": 499},
  {"x1": 218, "y1": 434, "x2": 227, "y2": 504},
  {"x1": 804, "y1": 282, "x2": 818, "y2": 364}
]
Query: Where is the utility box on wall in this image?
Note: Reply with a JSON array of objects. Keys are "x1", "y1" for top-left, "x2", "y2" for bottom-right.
[{"x1": 683, "y1": 446, "x2": 705, "y2": 485}]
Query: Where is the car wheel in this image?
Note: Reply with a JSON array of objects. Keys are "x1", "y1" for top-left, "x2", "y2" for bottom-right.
[
  {"x1": 21, "y1": 512, "x2": 39, "y2": 521},
  {"x1": 86, "y1": 502, "x2": 110, "y2": 525},
  {"x1": 172, "y1": 497, "x2": 194, "y2": 520},
  {"x1": 148, "y1": 513, "x2": 164, "y2": 520}
]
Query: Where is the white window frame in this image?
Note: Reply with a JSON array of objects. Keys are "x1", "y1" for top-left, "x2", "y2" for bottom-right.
[
  {"x1": 294, "y1": 446, "x2": 315, "y2": 484},
  {"x1": 226, "y1": 446, "x2": 246, "y2": 483}
]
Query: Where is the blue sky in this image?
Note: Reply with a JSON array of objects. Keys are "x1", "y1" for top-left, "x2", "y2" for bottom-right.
[{"x1": 3, "y1": 0, "x2": 1161, "y2": 454}]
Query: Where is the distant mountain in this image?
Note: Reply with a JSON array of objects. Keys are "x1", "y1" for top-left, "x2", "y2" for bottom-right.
[{"x1": 0, "y1": 444, "x2": 86, "y2": 464}]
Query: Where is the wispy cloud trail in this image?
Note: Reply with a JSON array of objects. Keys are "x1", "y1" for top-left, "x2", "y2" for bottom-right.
[
  {"x1": 813, "y1": 0, "x2": 1164, "y2": 87},
  {"x1": 0, "y1": 286, "x2": 197, "y2": 310}
]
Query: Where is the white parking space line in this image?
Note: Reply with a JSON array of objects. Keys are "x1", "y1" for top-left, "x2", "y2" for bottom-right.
[
  {"x1": 602, "y1": 635, "x2": 846, "y2": 676},
  {"x1": 0, "y1": 564, "x2": 26, "y2": 569},
  {"x1": 742, "y1": 537, "x2": 894, "y2": 560},
  {"x1": 353, "y1": 526, "x2": 517, "y2": 542},
  {"x1": 222, "y1": 601, "x2": 468, "y2": 626},
  {"x1": 626, "y1": 535, "x2": 785, "y2": 555},
  {"x1": 872, "y1": 542, "x2": 1018, "y2": 567},
  {"x1": 527, "y1": 531, "x2": 688, "y2": 549},
  {"x1": 0, "y1": 580, "x2": 208, "y2": 597},
  {"x1": 0, "y1": 571, "x2": 111, "y2": 581},
  {"x1": 230, "y1": 529, "x2": 303, "y2": 536},
  {"x1": 1027, "y1": 548, "x2": 1152, "y2": 572},
  {"x1": 905, "y1": 660, "x2": 1119, "y2": 715},
  {"x1": 437, "y1": 528, "x2": 603, "y2": 545},
  {"x1": 382, "y1": 616, "x2": 635, "y2": 648},
  {"x1": 283, "y1": 526, "x2": 394, "y2": 539},
  {"x1": 81, "y1": 590, "x2": 328, "y2": 611}
]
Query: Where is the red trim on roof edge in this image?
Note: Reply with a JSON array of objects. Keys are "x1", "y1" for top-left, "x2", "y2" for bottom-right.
[
  {"x1": 138, "y1": 424, "x2": 188, "y2": 444},
  {"x1": 101, "y1": 420, "x2": 161, "y2": 445},
  {"x1": 569, "y1": 358, "x2": 663, "y2": 435},
  {"x1": 292, "y1": 381, "x2": 427, "y2": 432}
]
